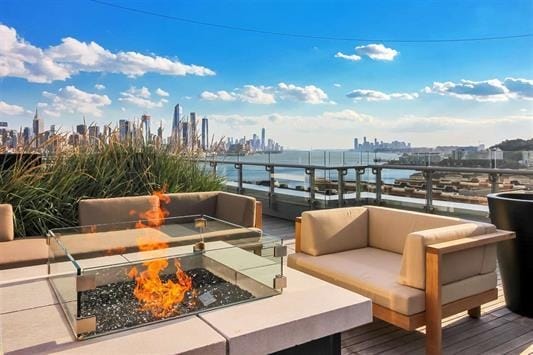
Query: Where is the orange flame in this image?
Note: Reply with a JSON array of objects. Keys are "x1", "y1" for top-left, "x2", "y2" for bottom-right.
[{"x1": 127, "y1": 190, "x2": 192, "y2": 318}]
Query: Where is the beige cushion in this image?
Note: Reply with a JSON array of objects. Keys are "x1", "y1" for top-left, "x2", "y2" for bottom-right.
[
  {"x1": 366, "y1": 206, "x2": 465, "y2": 253},
  {"x1": 288, "y1": 247, "x2": 497, "y2": 315},
  {"x1": 165, "y1": 192, "x2": 218, "y2": 218},
  {"x1": 78, "y1": 195, "x2": 160, "y2": 226},
  {"x1": 398, "y1": 222, "x2": 497, "y2": 289},
  {"x1": 0, "y1": 204, "x2": 14, "y2": 242},
  {"x1": 300, "y1": 207, "x2": 368, "y2": 256},
  {"x1": 215, "y1": 192, "x2": 256, "y2": 227},
  {"x1": 0, "y1": 238, "x2": 48, "y2": 269}
]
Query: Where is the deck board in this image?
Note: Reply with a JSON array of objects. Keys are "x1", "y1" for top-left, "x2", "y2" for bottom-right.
[{"x1": 262, "y1": 215, "x2": 533, "y2": 355}]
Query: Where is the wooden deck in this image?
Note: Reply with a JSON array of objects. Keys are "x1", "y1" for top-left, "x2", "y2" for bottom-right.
[{"x1": 262, "y1": 215, "x2": 533, "y2": 355}]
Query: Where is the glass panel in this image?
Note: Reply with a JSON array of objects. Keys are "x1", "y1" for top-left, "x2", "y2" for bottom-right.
[{"x1": 49, "y1": 216, "x2": 283, "y2": 340}]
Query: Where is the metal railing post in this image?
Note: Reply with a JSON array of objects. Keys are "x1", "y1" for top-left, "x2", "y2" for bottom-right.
[
  {"x1": 372, "y1": 167, "x2": 382, "y2": 205},
  {"x1": 305, "y1": 168, "x2": 316, "y2": 208},
  {"x1": 355, "y1": 167, "x2": 365, "y2": 203},
  {"x1": 488, "y1": 173, "x2": 499, "y2": 193},
  {"x1": 337, "y1": 168, "x2": 347, "y2": 207},
  {"x1": 423, "y1": 169, "x2": 434, "y2": 212},
  {"x1": 234, "y1": 163, "x2": 243, "y2": 194},
  {"x1": 209, "y1": 161, "x2": 217, "y2": 177},
  {"x1": 266, "y1": 165, "x2": 275, "y2": 206}
]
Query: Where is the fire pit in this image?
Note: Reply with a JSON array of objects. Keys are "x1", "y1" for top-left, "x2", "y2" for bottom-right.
[{"x1": 47, "y1": 214, "x2": 285, "y2": 339}]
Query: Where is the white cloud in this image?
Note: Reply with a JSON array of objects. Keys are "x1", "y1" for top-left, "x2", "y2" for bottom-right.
[
  {"x1": 200, "y1": 90, "x2": 237, "y2": 102},
  {"x1": 239, "y1": 85, "x2": 276, "y2": 104},
  {"x1": 346, "y1": 89, "x2": 418, "y2": 101},
  {"x1": 0, "y1": 24, "x2": 215, "y2": 83},
  {"x1": 41, "y1": 85, "x2": 111, "y2": 117},
  {"x1": 355, "y1": 44, "x2": 399, "y2": 61},
  {"x1": 424, "y1": 78, "x2": 533, "y2": 101},
  {"x1": 200, "y1": 83, "x2": 330, "y2": 105},
  {"x1": 334, "y1": 52, "x2": 361, "y2": 62},
  {"x1": 155, "y1": 88, "x2": 169, "y2": 97},
  {"x1": 277, "y1": 83, "x2": 330, "y2": 104},
  {"x1": 94, "y1": 84, "x2": 105, "y2": 90},
  {"x1": 391, "y1": 114, "x2": 533, "y2": 132},
  {"x1": 119, "y1": 86, "x2": 168, "y2": 108},
  {"x1": 0, "y1": 100, "x2": 25, "y2": 115},
  {"x1": 333, "y1": 83, "x2": 342, "y2": 87}
]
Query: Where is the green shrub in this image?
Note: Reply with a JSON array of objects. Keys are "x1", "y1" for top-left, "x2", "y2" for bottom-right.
[{"x1": 0, "y1": 139, "x2": 223, "y2": 237}]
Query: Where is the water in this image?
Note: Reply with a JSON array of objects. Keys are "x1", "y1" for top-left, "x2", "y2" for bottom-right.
[{"x1": 210, "y1": 150, "x2": 416, "y2": 188}]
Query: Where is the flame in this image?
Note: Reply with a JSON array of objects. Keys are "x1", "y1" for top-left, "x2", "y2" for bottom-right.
[{"x1": 127, "y1": 190, "x2": 192, "y2": 318}]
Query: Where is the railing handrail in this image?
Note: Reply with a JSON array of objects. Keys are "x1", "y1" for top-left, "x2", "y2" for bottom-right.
[{"x1": 198, "y1": 159, "x2": 533, "y2": 176}]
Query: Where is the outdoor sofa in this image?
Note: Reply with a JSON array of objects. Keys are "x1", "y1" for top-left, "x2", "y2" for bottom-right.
[
  {"x1": 0, "y1": 191, "x2": 262, "y2": 269},
  {"x1": 287, "y1": 206, "x2": 514, "y2": 355}
]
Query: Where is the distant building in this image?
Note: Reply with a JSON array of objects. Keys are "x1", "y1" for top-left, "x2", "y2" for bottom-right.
[
  {"x1": 119, "y1": 119, "x2": 130, "y2": 141},
  {"x1": 201, "y1": 117, "x2": 208, "y2": 151},
  {"x1": 32, "y1": 109, "x2": 44, "y2": 146},
  {"x1": 141, "y1": 114, "x2": 151, "y2": 143},
  {"x1": 172, "y1": 104, "x2": 182, "y2": 144},
  {"x1": 182, "y1": 121, "x2": 189, "y2": 147},
  {"x1": 190, "y1": 112, "x2": 197, "y2": 149},
  {"x1": 261, "y1": 128, "x2": 266, "y2": 150},
  {"x1": 76, "y1": 124, "x2": 87, "y2": 135}
]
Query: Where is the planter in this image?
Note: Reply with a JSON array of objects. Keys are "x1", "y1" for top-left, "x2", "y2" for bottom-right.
[{"x1": 487, "y1": 192, "x2": 533, "y2": 317}]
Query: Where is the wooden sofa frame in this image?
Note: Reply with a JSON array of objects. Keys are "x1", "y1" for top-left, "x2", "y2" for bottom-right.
[{"x1": 294, "y1": 216, "x2": 514, "y2": 355}]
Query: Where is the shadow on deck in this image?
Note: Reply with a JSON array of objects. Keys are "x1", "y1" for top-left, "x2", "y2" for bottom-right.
[{"x1": 262, "y1": 215, "x2": 533, "y2": 354}]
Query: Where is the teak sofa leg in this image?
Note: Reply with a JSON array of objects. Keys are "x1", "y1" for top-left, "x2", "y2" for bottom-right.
[
  {"x1": 426, "y1": 250, "x2": 442, "y2": 355},
  {"x1": 468, "y1": 306, "x2": 481, "y2": 318}
]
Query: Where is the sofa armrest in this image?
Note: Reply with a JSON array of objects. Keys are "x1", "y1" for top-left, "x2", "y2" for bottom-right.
[
  {"x1": 295, "y1": 217, "x2": 302, "y2": 253},
  {"x1": 215, "y1": 192, "x2": 256, "y2": 228},
  {"x1": 426, "y1": 230, "x2": 514, "y2": 255},
  {"x1": 254, "y1": 201, "x2": 262, "y2": 229}
]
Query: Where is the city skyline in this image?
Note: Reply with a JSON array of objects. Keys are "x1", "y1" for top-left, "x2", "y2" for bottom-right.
[{"x1": 0, "y1": 1, "x2": 532, "y2": 149}]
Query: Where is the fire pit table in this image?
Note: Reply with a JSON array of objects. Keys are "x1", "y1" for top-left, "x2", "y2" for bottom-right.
[{"x1": 47, "y1": 215, "x2": 287, "y2": 340}]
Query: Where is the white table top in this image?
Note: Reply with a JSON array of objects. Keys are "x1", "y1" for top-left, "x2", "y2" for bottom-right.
[{"x1": 199, "y1": 267, "x2": 372, "y2": 355}]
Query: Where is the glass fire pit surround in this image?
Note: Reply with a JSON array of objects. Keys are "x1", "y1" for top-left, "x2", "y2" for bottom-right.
[{"x1": 47, "y1": 215, "x2": 286, "y2": 340}]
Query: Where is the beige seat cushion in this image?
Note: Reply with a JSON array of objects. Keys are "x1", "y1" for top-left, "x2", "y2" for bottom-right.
[
  {"x1": 366, "y1": 206, "x2": 465, "y2": 254},
  {"x1": 78, "y1": 195, "x2": 160, "y2": 226},
  {"x1": 288, "y1": 247, "x2": 497, "y2": 315},
  {"x1": 399, "y1": 222, "x2": 497, "y2": 289},
  {"x1": 0, "y1": 238, "x2": 48, "y2": 269},
  {"x1": 165, "y1": 192, "x2": 218, "y2": 218},
  {"x1": 300, "y1": 207, "x2": 368, "y2": 256},
  {"x1": 215, "y1": 192, "x2": 256, "y2": 227},
  {"x1": 0, "y1": 204, "x2": 14, "y2": 242}
]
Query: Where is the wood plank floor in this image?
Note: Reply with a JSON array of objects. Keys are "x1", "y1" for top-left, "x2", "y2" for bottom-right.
[{"x1": 262, "y1": 215, "x2": 533, "y2": 355}]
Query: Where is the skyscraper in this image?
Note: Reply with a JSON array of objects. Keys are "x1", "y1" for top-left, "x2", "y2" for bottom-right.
[
  {"x1": 182, "y1": 121, "x2": 189, "y2": 147},
  {"x1": 32, "y1": 108, "x2": 44, "y2": 146},
  {"x1": 172, "y1": 104, "x2": 182, "y2": 144},
  {"x1": 119, "y1": 119, "x2": 130, "y2": 141},
  {"x1": 76, "y1": 124, "x2": 87, "y2": 135},
  {"x1": 141, "y1": 114, "x2": 151, "y2": 143},
  {"x1": 190, "y1": 112, "x2": 197, "y2": 149},
  {"x1": 261, "y1": 128, "x2": 266, "y2": 151},
  {"x1": 201, "y1": 117, "x2": 208, "y2": 151}
]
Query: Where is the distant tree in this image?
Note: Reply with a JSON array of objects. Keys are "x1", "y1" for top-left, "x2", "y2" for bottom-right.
[{"x1": 491, "y1": 139, "x2": 533, "y2": 151}]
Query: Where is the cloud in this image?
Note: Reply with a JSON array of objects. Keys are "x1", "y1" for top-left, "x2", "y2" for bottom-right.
[
  {"x1": 119, "y1": 86, "x2": 168, "y2": 108},
  {"x1": 200, "y1": 90, "x2": 237, "y2": 102},
  {"x1": 391, "y1": 114, "x2": 533, "y2": 132},
  {"x1": 346, "y1": 89, "x2": 418, "y2": 101},
  {"x1": 0, "y1": 24, "x2": 215, "y2": 83},
  {"x1": 277, "y1": 83, "x2": 330, "y2": 104},
  {"x1": 333, "y1": 83, "x2": 342, "y2": 87},
  {"x1": 334, "y1": 52, "x2": 361, "y2": 62},
  {"x1": 355, "y1": 44, "x2": 399, "y2": 61},
  {"x1": 155, "y1": 88, "x2": 169, "y2": 97},
  {"x1": 0, "y1": 100, "x2": 25, "y2": 115},
  {"x1": 424, "y1": 78, "x2": 533, "y2": 101},
  {"x1": 41, "y1": 85, "x2": 111, "y2": 117},
  {"x1": 200, "y1": 83, "x2": 331, "y2": 104},
  {"x1": 94, "y1": 84, "x2": 105, "y2": 90}
]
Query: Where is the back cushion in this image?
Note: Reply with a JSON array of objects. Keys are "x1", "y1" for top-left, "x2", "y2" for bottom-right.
[
  {"x1": 79, "y1": 195, "x2": 160, "y2": 226},
  {"x1": 366, "y1": 206, "x2": 464, "y2": 253},
  {"x1": 0, "y1": 204, "x2": 14, "y2": 241},
  {"x1": 165, "y1": 192, "x2": 218, "y2": 218},
  {"x1": 399, "y1": 222, "x2": 496, "y2": 289},
  {"x1": 215, "y1": 192, "x2": 256, "y2": 227},
  {"x1": 301, "y1": 207, "x2": 368, "y2": 256}
]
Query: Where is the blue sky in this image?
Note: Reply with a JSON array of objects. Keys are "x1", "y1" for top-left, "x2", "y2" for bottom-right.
[{"x1": 0, "y1": 0, "x2": 532, "y2": 148}]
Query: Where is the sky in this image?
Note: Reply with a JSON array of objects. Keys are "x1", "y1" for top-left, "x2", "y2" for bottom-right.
[{"x1": 0, "y1": 0, "x2": 532, "y2": 149}]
